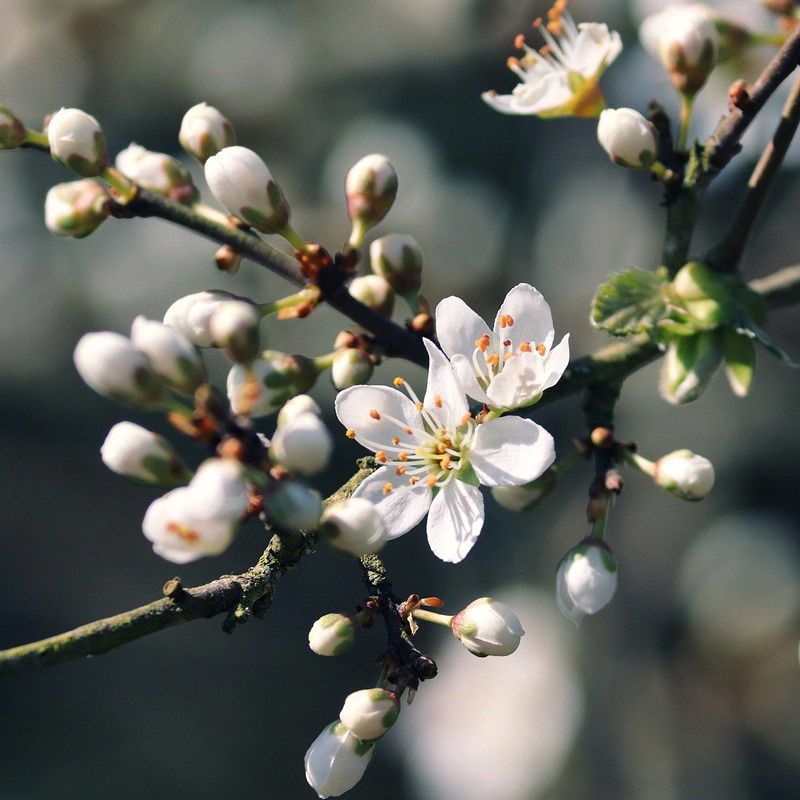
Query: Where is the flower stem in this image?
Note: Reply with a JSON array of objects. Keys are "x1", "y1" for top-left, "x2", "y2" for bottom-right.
[
  {"x1": 257, "y1": 287, "x2": 318, "y2": 317},
  {"x1": 552, "y1": 448, "x2": 583, "y2": 476},
  {"x1": 411, "y1": 608, "x2": 455, "y2": 627},
  {"x1": 156, "y1": 395, "x2": 195, "y2": 419},
  {"x1": 678, "y1": 94, "x2": 694, "y2": 151},
  {"x1": 278, "y1": 224, "x2": 307, "y2": 252},
  {"x1": 101, "y1": 167, "x2": 137, "y2": 202},
  {"x1": 23, "y1": 128, "x2": 49, "y2": 149},
  {"x1": 313, "y1": 352, "x2": 337, "y2": 372},
  {"x1": 591, "y1": 496, "x2": 610, "y2": 540},
  {"x1": 621, "y1": 448, "x2": 656, "y2": 477}
]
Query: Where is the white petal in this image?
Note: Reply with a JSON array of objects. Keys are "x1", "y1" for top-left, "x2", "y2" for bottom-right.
[
  {"x1": 422, "y1": 339, "x2": 468, "y2": 430},
  {"x1": 352, "y1": 467, "x2": 432, "y2": 539},
  {"x1": 434, "y1": 296, "x2": 490, "y2": 360},
  {"x1": 540, "y1": 333, "x2": 570, "y2": 392},
  {"x1": 469, "y1": 416, "x2": 555, "y2": 487},
  {"x1": 573, "y1": 23, "x2": 620, "y2": 77},
  {"x1": 493, "y1": 284, "x2": 554, "y2": 349},
  {"x1": 450, "y1": 353, "x2": 493, "y2": 406},
  {"x1": 335, "y1": 385, "x2": 420, "y2": 452},
  {"x1": 426, "y1": 480, "x2": 484, "y2": 563},
  {"x1": 486, "y1": 352, "x2": 548, "y2": 410}
]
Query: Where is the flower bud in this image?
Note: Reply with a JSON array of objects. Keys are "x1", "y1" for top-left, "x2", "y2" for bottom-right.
[
  {"x1": 640, "y1": 5, "x2": 719, "y2": 96},
  {"x1": 73, "y1": 331, "x2": 161, "y2": 407},
  {"x1": 339, "y1": 688, "x2": 400, "y2": 741},
  {"x1": 163, "y1": 290, "x2": 239, "y2": 347},
  {"x1": 277, "y1": 394, "x2": 322, "y2": 427},
  {"x1": 597, "y1": 108, "x2": 657, "y2": 169},
  {"x1": 130, "y1": 316, "x2": 206, "y2": 395},
  {"x1": 47, "y1": 107, "x2": 108, "y2": 177},
  {"x1": 319, "y1": 498, "x2": 388, "y2": 556},
  {"x1": 264, "y1": 481, "x2": 323, "y2": 531},
  {"x1": 345, "y1": 154, "x2": 398, "y2": 245},
  {"x1": 348, "y1": 275, "x2": 395, "y2": 317},
  {"x1": 204, "y1": 145, "x2": 290, "y2": 233},
  {"x1": 227, "y1": 351, "x2": 318, "y2": 417},
  {"x1": 451, "y1": 597, "x2": 525, "y2": 657},
  {"x1": 308, "y1": 613, "x2": 357, "y2": 657},
  {"x1": 654, "y1": 449, "x2": 715, "y2": 500},
  {"x1": 44, "y1": 179, "x2": 109, "y2": 238},
  {"x1": 556, "y1": 539, "x2": 618, "y2": 625},
  {"x1": 115, "y1": 143, "x2": 199, "y2": 204},
  {"x1": 0, "y1": 105, "x2": 26, "y2": 150},
  {"x1": 660, "y1": 330, "x2": 723, "y2": 405},
  {"x1": 369, "y1": 233, "x2": 423, "y2": 302},
  {"x1": 208, "y1": 299, "x2": 262, "y2": 364},
  {"x1": 101, "y1": 421, "x2": 192, "y2": 487},
  {"x1": 270, "y1": 412, "x2": 333, "y2": 476},
  {"x1": 304, "y1": 721, "x2": 375, "y2": 799},
  {"x1": 672, "y1": 261, "x2": 728, "y2": 303},
  {"x1": 179, "y1": 102, "x2": 236, "y2": 164},
  {"x1": 330, "y1": 348, "x2": 373, "y2": 390},
  {"x1": 188, "y1": 458, "x2": 250, "y2": 520},
  {"x1": 491, "y1": 468, "x2": 557, "y2": 512}
]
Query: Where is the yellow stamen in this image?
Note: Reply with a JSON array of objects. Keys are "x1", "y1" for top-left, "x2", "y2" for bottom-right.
[
  {"x1": 396, "y1": 465, "x2": 406, "y2": 476},
  {"x1": 369, "y1": 409, "x2": 381, "y2": 420},
  {"x1": 486, "y1": 354, "x2": 500, "y2": 367},
  {"x1": 376, "y1": 451, "x2": 387, "y2": 463},
  {"x1": 514, "y1": 33, "x2": 525, "y2": 50},
  {"x1": 392, "y1": 437, "x2": 400, "y2": 445},
  {"x1": 393, "y1": 377, "x2": 405, "y2": 386},
  {"x1": 409, "y1": 477, "x2": 420, "y2": 486},
  {"x1": 416, "y1": 402, "x2": 423, "y2": 411},
  {"x1": 461, "y1": 412, "x2": 472, "y2": 425},
  {"x1": 166, "y1": 522, "x2": 199, "y2": 543},
  {"x1": 441, "y1": 454, "x2": 452, "y2": 469},
  {"x1": 383, "y1": 483, "x2": 393, "y2": 495},
  {"x1": 398, "y1": 451, "x2": 408, "y2": 461},
  {"x1": 520, "y1": 342, "x2": 532, "y2": 352},
  {"x1": 434, "y1": 394, "x2": 442, "y2": 408},
  {"x1": 536, "y1": 343, "x2": 547, "y2": 356},
  {"x1": 426, "y1": 475, "x2": 437, "y2": 488},
  {"x1": 404, "y1": 427, "x2": 413, "y2": 435},
  {"x1": 346, "y1": 429, "x2": 356, "y2": 439}
]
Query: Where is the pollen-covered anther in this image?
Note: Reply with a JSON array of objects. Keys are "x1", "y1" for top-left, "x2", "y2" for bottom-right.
[
  {"x1": 514, "y1": 33, "x2": 525, "y2": 49},
  {"x1": 393, "y1": 377, "x2": 405, "y2": 387},
  {"x1": 486, "y1": 354, "x2": 500, "y2": 367},
  {"x1": 369, "y1": 409, "x2": 381, "y2": 420},
  {"x1": 383, "y1": 482, "x2": 393, "y2": 494},
  {"x1": 166, "y1": 522, "x2": 200, "y2": 543},
  {"x1": 440, "y1": 454, "x2": 452, "y2": 469},
  {"x1": 436, "y1": 443, "x2": 447, "y2": 454},
  {"x1": 398, "y1": 451, "x2": 408, "y2": 461},
  {"x1": 475, "y1": 334, "x2": 490, "y2": 353},
  {"x1": 416, "y1": 402, "x2": 423, "y2": 412},
  {"x1": 503, "y1": 339, "x2": 511, "y2": 347},
  {"x1": 392, "y1": 437, "x2": 400, "y2": 445},
  {"x1": 404, "y1": 427, "x2": 413, "y2": 435},
  {"x1": 536, "y1": 343, "x2": 546, "y2": 355},
  {"x1": 434, "y1": 394, "x2": 442, "y2": 408},
  {"x1": 533, "y1": 17, "x2": 543, "y2": 28},
  {"x1": 376, "y1": 451, "x2": 387, "y2": 463},
  {"x1": 346, "y1": 429, "x2": 356, "y2": 439},
  {"x1": 519, "y1": 341, "x2": 532, "y2": 352},
  {"x1": 426, "y1": 475, "x2": 437, "y2": 488},
  {"x1": 396, "y1": 465, "x2": 406, "y2": 476},
  {"x1": 409, "y1": 477, "x2": 420, "y2": 486},
  {"x1": 461, "y1": 412, "x2": 472, "y2": 425},
  {"x1": 507, "y1": 56, "x2": 520, "y2": 70}
]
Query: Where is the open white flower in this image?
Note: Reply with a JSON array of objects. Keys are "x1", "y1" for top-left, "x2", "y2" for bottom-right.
[
  {"x1": 335, "y1": 340, "x2": 555, "y2": 563},
  {"x1": 482, "y1": 1, "x2": 621, "y2": 118},
  {"x1": 435, "y1": 283, "x2": 569, "y2": 411}
]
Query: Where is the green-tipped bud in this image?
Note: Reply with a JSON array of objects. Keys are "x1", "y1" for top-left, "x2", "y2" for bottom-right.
[
  {"x1": 451, "y1": 597, "x2": 525, "y2": 657},
  {"x1": 115, "y1": 143, "x2": 199, "y2": 205},
  {"x1": 348, "y1": 275, "x2": 395, "y2": 317},
  {"x1": 44, "y1": 179, "x2": 109, "y2": 238},
  {"x1": 660, "y1": 330, "x2": 723, "y2": 405},
  {"x1": 654, "y1": 449, "x2": 715, "y2": 500},
  {"x1": 723, "y1": 328, "x2": 756, "y2": 397},
  {"x1": 369, "y1": 233, "x2": 423, "y2": 307},
  {"x1": 47, "y1": 107, "x2": 108, "y2": 177},
  {"x1": 308, "y1": 612, "x2": 357, "y2": 656},
  {"x1": 208, "y1": 300, "x2": 262, "y2": 365},
  {"x1": 0, "y1": 105, "x2": 25, "y2": 150},
  {"x1": 330, "y1": 348, "x2": 374, "y2": 390},
  {"x1": 339, "y1": 688, "x2": 400, "y2": 741},
  {"x1": 556, "y1": 539, "x2": 618, "y2": 625},
  {"x1": 179, "y1": 102, "x2": 236, "y2": 164},
  {"x1": 345, "y1": 154, "x2": 398, "y2": 246}
]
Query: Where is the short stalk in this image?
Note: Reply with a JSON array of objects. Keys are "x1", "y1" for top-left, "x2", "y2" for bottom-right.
[
  {"x1": 348, "y1": 219, "x2": 368, "y2": 249},
  {"x1": 313, "y1": 352, "x2": 337, "y2": 372},
  {"x1": 278, "y1": 224, "x2": 308, "y2": 253},
  {"x1": 257, "y1": 287, "x2": 317, "y2": 317},
  {"x1": 749, "y1": 32, "x2": 788, "y2": 47},
  {"x1": 23, "y1": 128, "x2": 49, "y2": 149},
  {"x1": 157, "y1": 395, "x2": 195, "y2": 420},
  {"x1": 591, "y1": 498, "x2": 610, "y2": 541},
  {"x1": 678, "y1": 94, "x2": 695, "y2": 151},
  {"x1": 101, "y1": 167, "x2": 137, "y2": 202},
  {"x1": 375, "y1": 664, "x2": 391, "y2": 689},
  {"x1": 411, "y1": 608, "x2": 455, "y2": 627},
  {"x1": 621, "y1": 448, "x2": 656, "y2": 477},
  {"x1": 649, "y1": 161, "x2": 672, "y2": 182}
]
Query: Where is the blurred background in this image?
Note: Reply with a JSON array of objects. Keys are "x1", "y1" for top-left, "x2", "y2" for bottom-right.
[{"x1": 1, "y1": 0, "x2": 800, "y2": 798}]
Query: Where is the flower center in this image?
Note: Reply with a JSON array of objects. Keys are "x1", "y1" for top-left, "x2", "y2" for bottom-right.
[
  {"x1": 508, "y1": 0, "x2": 581, "y2": 78},
  {"x1": 470, "y1": 316, "x2": 547, "y2": 391}
]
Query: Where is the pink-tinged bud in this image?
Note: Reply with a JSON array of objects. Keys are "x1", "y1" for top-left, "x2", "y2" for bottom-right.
[
  {"x1": 44, "y1": 179, "x2": 109, "y2": 238},
  {"x1": 319, "y1": 498, "x2": 388, "y2": 556},
  {"x1": 597, "y1": 108, "x2": 657, "y2": 169},
  {"x1": 304, "y1": 721, "x2": 375, "y2": 799},
  {"x1": 308, "y1": 613, "x2": 357, "y2": 656},
  {"x1": 451, "y1": 597, "x2": 525, "y2": 657},
  {"x1": 270, "y1": 412, "x2": 333, "y2": 476},
  {"x1": 47, "y1": 107, "x2": 108, "y2": 177},
  {"x1": 339, "y1": 688, "x2": 400, "y2": 741},
  {"x1": 345, "y1": 154, "x2": 398, "y2": 246},
  {"x1": 115, "y1": 143, "x2": 199, "y2": 204},
  {"x1": 0, "y1": 105, "x2": 25, "y2": 150},
  {"x1": 330, "y1": 348, "x2": 373, "y2": 390},
  {"x1": 179, "y1": 102, "x2": 236, "y2": 164},
  {"x1": 73, "y1": 331, "x2": 161, "y2": 407},
  {"x1": 208, "y1": 299, "x2": 262, "y2": 364},
  {"x1": 654, "y1": 449, "x2": 715, "y2": 500},
  {"x1": 204, "y1": 145, "x2": 290, "y2": 233},
  {"x1": 348, "y1": 275, "x2": 395, "y2": 317},
  {"x1": 369, "y1": 233, "x2": 423, "y2": 301},
  {"x1": 556, "y1": 539, "x2": 618, "y2": 625}
]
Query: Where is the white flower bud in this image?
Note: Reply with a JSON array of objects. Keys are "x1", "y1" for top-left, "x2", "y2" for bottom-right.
[
  {"x1": 345, "y1": 154, "x2": 398, "y2": 245},
  {"x1": 330, "y1": 348, "x2": 373, "y2": 390},
  {"x1": 304, "y1": 721, "x2": 375, "y2": 799},
  {"x1": 556, "y1": 540, "x2": 618, "y2": 625},
  {"x1": 188, "y1": 458, "x2": 250, "y2": 520},
  {"x1": 597, "y1": 108, "x2": 657, "y2": 169},
  {"x1": 654, "y1": 449, "x2": 715, "y2": 500},
  {"x1": 208, "y1": 300, "x2": 262, "y2": 365},
  {"x1": 179, "y1": 102, "x2": 236, "y2": 164},
  {"x1": 0, "y1": 105, "x2": 26, "y2": 150},
  {"x1": 348, "y1": 275, "x2": 395, "y2": 317},
  {"x1": 265, "y1": 481, "x2": 323, "y2": 531},
  {"x1": 163, "y1": 290, "x2": 238, "y2": 347},
  {"x1": 491, "y1": 469, "x2": 557, "y2": 512},
  {"x1": 73, "y1": 331, "x2": 161, "y2": 407},
  {"x1": 319, "y1": 498, "x2": 388, "y2": 557},
  {"x1": 47, "y1": 107, "x2": 108, "y2": 177},
  {"x1": 227, "y1": 351, "x2": 318, "y2": 417},
  {"x1": 339, "y1": 688, "x2": 400, "y2": 741},
  {"x1": 369, "y1": 233, "x2": 423, "y2": 301},
  {"x1": 277, "y1": 394, "x2": 322, "y2": 427},
  {"x1": 308, "y1": 612, "x2": 357, "y2": 657},
  {"x1": 130, "y1": 316, "x2": 206, "y2": 395},
  {"x1": 204, "y1": 145, "x2": 290, "y2": 233},
  {"x1": 115, "y1": 143, "x2": 198, "y2": 204},
  {"x1": 101, "y1": 421, "x2": 191, "y2": 487},
  {"x1": 44, "y1": 179, "x2": 109, "y2": 238},
  {"x1": 270, "y1": 412, "x2": 333, "y2": 476},
  {"x1": 451, "y1": 597, "x2": 525, "y2": 657}
]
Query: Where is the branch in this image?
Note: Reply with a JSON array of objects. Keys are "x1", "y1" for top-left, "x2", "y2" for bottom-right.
[{"x1": 749, "y1": 263, "x2": 800, "y2": 310}]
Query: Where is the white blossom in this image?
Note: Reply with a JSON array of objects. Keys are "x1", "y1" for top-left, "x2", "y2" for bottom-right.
[
  {"x1": 482, "y1": 3, "x2": 621, "y2": 118},
  {"x1": 451, "y1": 597, "x2": 525, "y2": 657},
  {"x1": 304, "y1": 721, "x2": 375, "y2": 799},
  {"x1": 435, "y1": 283, "x2": 569, "y2": 411},
  {"x1": 369, "y1": 233, "x2": 423, "y2": 300},
  {"x1": 330, "y1": 348, "x2": 374, "y2": 390},
  {"x1": 556, "y1": 540, "x2": 618, "y2": 625},
  {"x1": 335, "y1": 339, "x2": 555, "y2": 563},
  {"x1": 178, "y1": 102, "x2": 235, "y2": 163},
  {"x1": 319, "y1": 498, "x2": 388, "y2": 557},
  {"x1": 47, "y1": 107, "x2": 108, "y2": 177},
  {"x1": 654, "y1": 449, "x2": 715, "y2": 499},
  {"x1": 597, "y1": 108, "x2": 657, "y2": 169},
  {"x1": 339, "y1": 688, "x2": 400, "y2": 741},
  {"x1": 270, "y1": 411, "x2": 333, "y2": 476},
  {"x1": 308, "y1": 613, "x2": 357, "y2": 657},
  {"x1": 101, "y1": 421, "x2": 190, "y2": 486}
]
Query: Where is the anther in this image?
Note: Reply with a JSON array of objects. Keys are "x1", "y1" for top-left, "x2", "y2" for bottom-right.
[
  {"x1": 393, "y1": 377, "x2": 405, "y2": 386},
  {"x1": 486, "y1": 354, "x2": 499, "y2": 367},
  {"x1": 507, "y1": 56, "x2": 520, "y2": 69},
  {"x1": 376, "y1": 451, "x2": 387, "y2": 463},
  {"x1": 536, "y1": 343, "x2": 546, "y2": 356},
  {"x1": 514, "y1": 33, "x2": 525, "y2": 49},
  {"x1": 503, "y1": 339, "x2": 511, "y2": 347},
  {"x1": 533, "y1": 17, "x2": 543, "y2": 28},
  {"x1": 404, "y1": 427, "x2": 413, "y2": 435},
  {"x1": 396, "y1": 465, "x2": 406, "y2": 476},
  {"x1": 416, "y1": 402, "x2": 423, "y2": 411},
  {"x1": 461, "y1": 412, "x2": 472, "y2": 425},
  {"x1": 441, "y1": 454, "x2": 452, "y2": 469},
  {"x1": 520, "y1": 341, "x2": 532, "y2": 352},
  {"x1": 369, "y1": 409, "x2": 381, "y2": 420},
  {"x1": 409, "y1": 477, "x2": 420, "y2": 486},
  {"x1": 398, "y1": 451, "x2": 408, "y2": 461},
  {"x1": 383, "y1": 483, "x2": 393, "y2": 495},
  {"x1": 436, "y1": 443, "x2": 447, "y2": 454},
  {"x1": 346, "y1": 429, "x2": 356, "y2": 438},
  {"x1": 426, "y1": 475, "x2": 437, "y2": 488},
  {"x1": 434, "y1": 394, "x2": 442, "y2": 408},
  {"x1": 392, "y1": 437, "x2": 400, "y2": 445}
]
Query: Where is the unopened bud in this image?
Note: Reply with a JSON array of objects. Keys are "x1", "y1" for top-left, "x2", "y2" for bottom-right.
[
  {"x1": 209, "y1": 300, "x2": 262, "y2": 364},
  {"x1": 0, "y1": 105, "x2": 25, "y2": 150},
  {"x1": 277, "y1": 394, "x2": 322, "y2": 427},
  {"x1": 597, "y1": 108, "x2": 657, "y2": 169},
  {"x1": 44, "y1": 179, "x2": 109, "y2": 238},
  {"x1": 339, "y1": 688, "x2": 400, "y2": 741},
  {"x1": 47, "y1": 107, "x2": 108, "y2": 177},
  {"x1": 319, "y1": 498, "x2": 388, "y2": 556},
  {"x1": 115, "y1": 143, "x2": 199, "y2": 204},
  {"x1": 204, "y1": 145, "x2": 290, "y2": 233},
  {"x1": 304, "y1": 721, "x2": 375, "y2": 799},
  {"x1": 331, "y1": 349, "x2": 373, "y2": 390},
  {"x1": 101, "y1": 421, "x2": 191, "y2": 487},
  {"x1": 451, "y1": 597, "x2": 525, "y2": 657},
  {"x1": 163, "y1": 290, "x2": 239, "y2": 347},
  {"x1": 660, "y1": 330, "x2": 723, "y2": 405},
  {"x1": 672, "y1": 261, "x2": 729, "y2": 302},
  {"x1": 308, "y1": 613, "x2": 357, "y2": 656},
  {"x1": 179, "y1": 102, "x2": 236, "y2": 164},
  {"x1": 345, "y1": 154, "x2": 398, "y2": 246},
  {"x1": 264, "y1": 480, "x2": 323, "y2": 531},
  {"x1": 369, "y1": 233, "x2": 423, "y2": 308},
  {"x1": 491, "y1": 468, "x2": 557, "y2": 511},
  {"x1": 348, "y1": 275, "x2": 395, "y2": 317},
  {"x1": 654, "y1": 449, "x2": 715, "y2": 500},
  {"x1": 556, "y1": 539, "x2": 618, "y2": 625},
  {"x1": 270, "y1": 412, "x2": 333, "y2": 476}
]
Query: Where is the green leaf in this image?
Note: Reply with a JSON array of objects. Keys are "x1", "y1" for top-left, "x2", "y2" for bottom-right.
[
  {"x1": 591, "y1": 269, "x2": 669, "y2": 336},
  {"x1": 659, "y1": 330, "x2": 723, "y2": 405},
  {"x1": 734, "y1": 317, "x2": 798, "y2": 368},
  {"x1": 723, "y1": 328, "x2": 756, "y2": 397}
]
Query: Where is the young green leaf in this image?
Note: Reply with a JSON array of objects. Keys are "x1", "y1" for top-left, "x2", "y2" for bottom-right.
[
  {"x1": 591, "y1": 269, "x2": 668, "y2": 336},
  {"x1": 723, "y1": 328, "x2": 756, "y2": 397}
]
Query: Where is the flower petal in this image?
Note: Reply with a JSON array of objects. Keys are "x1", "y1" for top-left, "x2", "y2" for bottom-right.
[
  {"x1": 573, "y1": 23, "x2": 622, "y2": 78},
  {"x1": 434, "y1": 295, "x2": 490, "y2": 361},
  {"x1": 493, "y1": 284, "x2": 554, "y2": 348},
  {"x1": 422, "y1": 339, "x2": 468, "y2": 430},
  {"x1": 540, "y1": 333, "x2": 570, "y2": 392},
  {"x1": 486, "y1": 352, "x2": 548, "y2": 410},
  {"x1": 450, "y1": 353, "x2": 493, "y2": 406},
  {"x1": 335, "y1": 385, "x2": 420, "y2": 452},
  {"x1": 426, "y1": 480, "x2": 484, "y2": 563},
  {"x1": 469, "y1": 416, "x2": 555, "y2": 486},
  {"x1": 352, "y1": 467, "x2": 432, "y2": 539}
]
